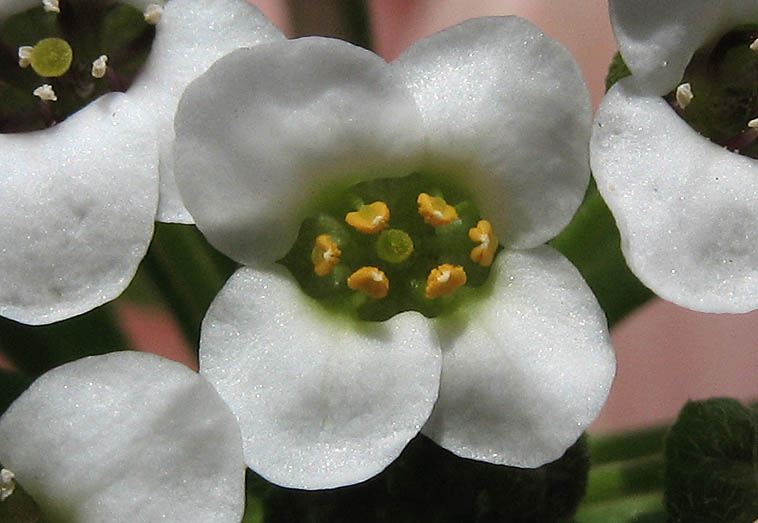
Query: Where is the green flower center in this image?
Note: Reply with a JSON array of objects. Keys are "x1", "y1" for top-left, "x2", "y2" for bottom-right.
[
  {"x1": 666, "y1": 26, "x2": 758, "y2": 159},
  {"x1": 0, "y1": 2, "x2": 157, "y2": 132},
  {"x1": 279, "y1": 172, "x2": 501, "y2": 322}
]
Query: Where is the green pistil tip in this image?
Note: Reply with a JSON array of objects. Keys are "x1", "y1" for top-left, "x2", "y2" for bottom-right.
[
  {"x1": 30, "y1": 38, "x2": 73, "y2": 78},
  {"x1": 376, "y1": 229, "x2": 414, "y2": 263}
]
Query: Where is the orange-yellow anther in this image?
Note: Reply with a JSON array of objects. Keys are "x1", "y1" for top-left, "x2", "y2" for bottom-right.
[
  {"x1": 417, "y1": 193, "x2": 458, "y2": 227},
  {"x1": 425, "y1": 264, "x2": 467, "y2": 299},
  {"x1": 345, "y1": 201, "x2": 390, "y2": 234},
  {"x1": 468, "y1": 220, "x2": 499, "y2": 267},
  {"x1": 311, "y1": 234, "x2": 341, "y2": 276},
  {"x1": 347, "y1": 266, "x2": 389, "y2": 298}
]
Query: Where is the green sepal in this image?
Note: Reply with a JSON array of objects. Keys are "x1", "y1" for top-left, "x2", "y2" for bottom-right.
[{"x1": 664, "y1": 398, "x2": 758, "y2": 522}]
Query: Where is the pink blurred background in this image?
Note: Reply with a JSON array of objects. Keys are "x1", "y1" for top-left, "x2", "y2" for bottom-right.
[{"x1": 109, "y1": 0, "x2": 757, "y2": 434}]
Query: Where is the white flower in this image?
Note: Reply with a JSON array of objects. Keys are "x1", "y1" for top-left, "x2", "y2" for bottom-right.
[
  {"x1": 0, "y1": 0, "x2": 284, "y2": 324},
  {"x1": 0, "y1": 351, "x2": 245, "y2": 522},
  {"x1": 174, "y1": 17, "x2": 616, "y2": 490},
  {"x1": 591, "y1": 0, "x2": 758, "y2": 312}
]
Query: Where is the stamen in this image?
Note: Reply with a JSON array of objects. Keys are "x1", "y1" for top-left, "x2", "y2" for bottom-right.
[
  {"x1": 42, "y1": 0, "x2": 59, "y2": 13},
  {"x1": 417, "y1": 193, "x2": 459, "y2": 227},
  {"x1": 469, "y1": 220, "x2": 499, "y2": 267},
  {"x1": 29, "y1": 38, "x2": 73, "y2": 77},
  {"x1": 0, "y1": 468, "x2": 16, "y2": 501},
  {"x1": 751, "y1": 38, "x2": 758, "y2": 52},
  {"x1": 144, "y1": 3, "x2": 164, "y2": 25},
  {"x1": 347, "y1": 266, "x2": 389, "y2": 298},
  {"x1": 33, "y1": 84, "x2": 57, "y2": 101},
  {"x1": 311, "y1": 234, "x2": 341, "y2": 276},
  {"x1": 91, "y1": 55, "x2": 108, "y2": 79},
  {"x1": 18, "y1": 46, "x2": 33, "y2": 68},
  {"x1": 748, "y1": 117, "x2": 758, "y2": 129},
  {"x1": 425, "y1": 264, "x2": 466, "y2": 299},
  {"x1": 345, "y1": 201, "x2": 390, "y2": 234},
  {"x1": 675, "y1": 82, "x2": 694, "y2": 110}
]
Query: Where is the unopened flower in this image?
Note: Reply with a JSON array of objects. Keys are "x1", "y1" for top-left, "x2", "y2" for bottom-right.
[
  {"x1": 0, "y1": 351, "x2": 244, "y2": 521},
  {"x1": 174, "y1": 17, "x2": 615, "y2": 489},
  {"x1": 0, "y1": 0, "x2": 283, "y2": 324},
  {"x1": 591, "y1": 0, "x2": 758, "y2": 312}
]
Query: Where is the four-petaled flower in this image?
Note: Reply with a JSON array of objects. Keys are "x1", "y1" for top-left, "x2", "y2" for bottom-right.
[
  {"x1": 174, "y1": 16, "x2": 616, "y2": 489},
  {"x1": 0, "y1": 0, "x2": 282, "y2": 324},
  {"x1": 0, "y1": 351, "x2": 245, "y2": 522},
  {"x1": 591, "y1": 0, "x2": 758, "y2": 312}
]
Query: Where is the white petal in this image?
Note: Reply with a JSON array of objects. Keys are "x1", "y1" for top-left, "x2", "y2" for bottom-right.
[
  {"x1": 174, "y1": 37, "x2": 425, "y2": 265},
  {"x1": 0, "y1": 93, "x2": 158, "y2": 324},
  {"x1": 591, "y1": 80, "x2": 758, "y2": 313},
  {"x1": 199, "y1": 265, "x2": 441, "y2": 489},
  {"x1": 0, "y1": 351, "x2": 245, "y2": 522},
  {"x1": 393, "y1": 16, "x2": 592, "y2": 249},
  {"x1": 423, "y1": 246, "x2": 615, "y2": 467},
  {"x1": 127, "y1": 0, "x2": 285, "y2": 223},
  {"x1": 609, "y1": 0, "x2": 758, "y2": 94}
]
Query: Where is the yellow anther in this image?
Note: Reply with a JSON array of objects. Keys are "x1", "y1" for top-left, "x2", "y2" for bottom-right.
[
  {"x1": 345, "y1": 201, "x2": 390, "y2": 234},
  {"x1": 311, "y1": 234, "x2": 341, "y2": 276},
  {"x1": 144, "y1": 3, "x2": 164, "y2": 24},
  {"x1": 468, "y1": 220, "x2": 499, "y2": 267},
  {"x1": 425, "y1": 264, "x2": 466, "y2": 299},
  {"x1": 347, "y1": 266, "x2": 389, "y2": 298},
  {"x1": 417, "y1": 193, "x2": 458, "y2": 227}
]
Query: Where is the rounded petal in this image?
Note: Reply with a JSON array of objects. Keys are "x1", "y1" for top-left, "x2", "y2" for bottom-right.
[
  {"x1": 609, "y1": 0, "x2": 758, "y2": 94},
  {"x1": 591, "y1": 80, "x2": 758, "y2": 313},
  {"x1": 393, "y1": 16, "x2": 592, "y2": 249},
  {"x1": 174, "y1": 37, "x2": 425, "y2": 265},
  {"x1": 0, "y1": 93, "x2": 157, "y2": 325},
  {"x1": 0, "y1": 351, "x2": 245, "y2": 522},
  {"x1": 199, "y1": 265, "x2": 441, "y2": 489},
  {"x1": 127, "y1": 0, "x2": 285, "y2": 223},
  {"x1": 423, "y1": 246, "x2": 615, "y2": 467}
]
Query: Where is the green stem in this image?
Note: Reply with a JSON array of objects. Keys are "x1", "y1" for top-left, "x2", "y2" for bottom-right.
[
  {"x1": 589, "y1": 426, "x2": 668, "y2": 464},
  {"x1": 584, "y1": 454, "x2": 665, "y2": 503},
  {"x1": 141, "y1": 223, "x2": 237, "y2": 349},
  {"x1": 575, "y1": 491, "x2": 665, "y2": 522}
]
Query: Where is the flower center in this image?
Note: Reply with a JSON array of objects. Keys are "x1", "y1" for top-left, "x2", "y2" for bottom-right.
[
  {"x1": 279, "y1": 172, "x2": 501, "y2": 322},
  {"x1": 665, "y1": 26, "x2": 758, "y2": 159},
  {"x1": 0, "y1": 1, "x2": 160, "y2": 132}
]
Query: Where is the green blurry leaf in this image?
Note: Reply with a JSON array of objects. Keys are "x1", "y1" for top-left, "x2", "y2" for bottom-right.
[
  {"x1": 606, "y1": 51, "x2": 631, "y2": 92},
  {"x1": 551, "y1": 183, "x2": 653, "y2": 327},
  {"x1": 664, "y1": 398, "x2": 758, "y2": 522},
  {"x1": 261, "y1": 434, "x2": 589, "y2": 522}
]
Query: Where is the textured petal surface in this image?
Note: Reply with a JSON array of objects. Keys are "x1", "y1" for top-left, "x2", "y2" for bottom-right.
[
  {"x1": 174, "y1": 37, "x2": 424, "y2": 265},
  {"x1": 0, "y1": 93, "x2": 157, "y2": 324},
  {"x1": 0, "y1": 351, "x2": 245, "y2": 522},
  {"x1": 128, "y1": 0, "x2": 285, "y2": 223},
  {"x1": 393, "y1": 16, "x2": 592, "y2": 249},
  {"x1": 609, "y1": 0, "x2": 758, "y2": 94},
  {"x1": 591, "y1": 80, "x2": 758, "y2": 313},
  {"x1": 423, "y1": 246, "x2": 615, "y2": 467},
  {"x1": 199, "y1": 265, "x2": 441, "y2": 489}
]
